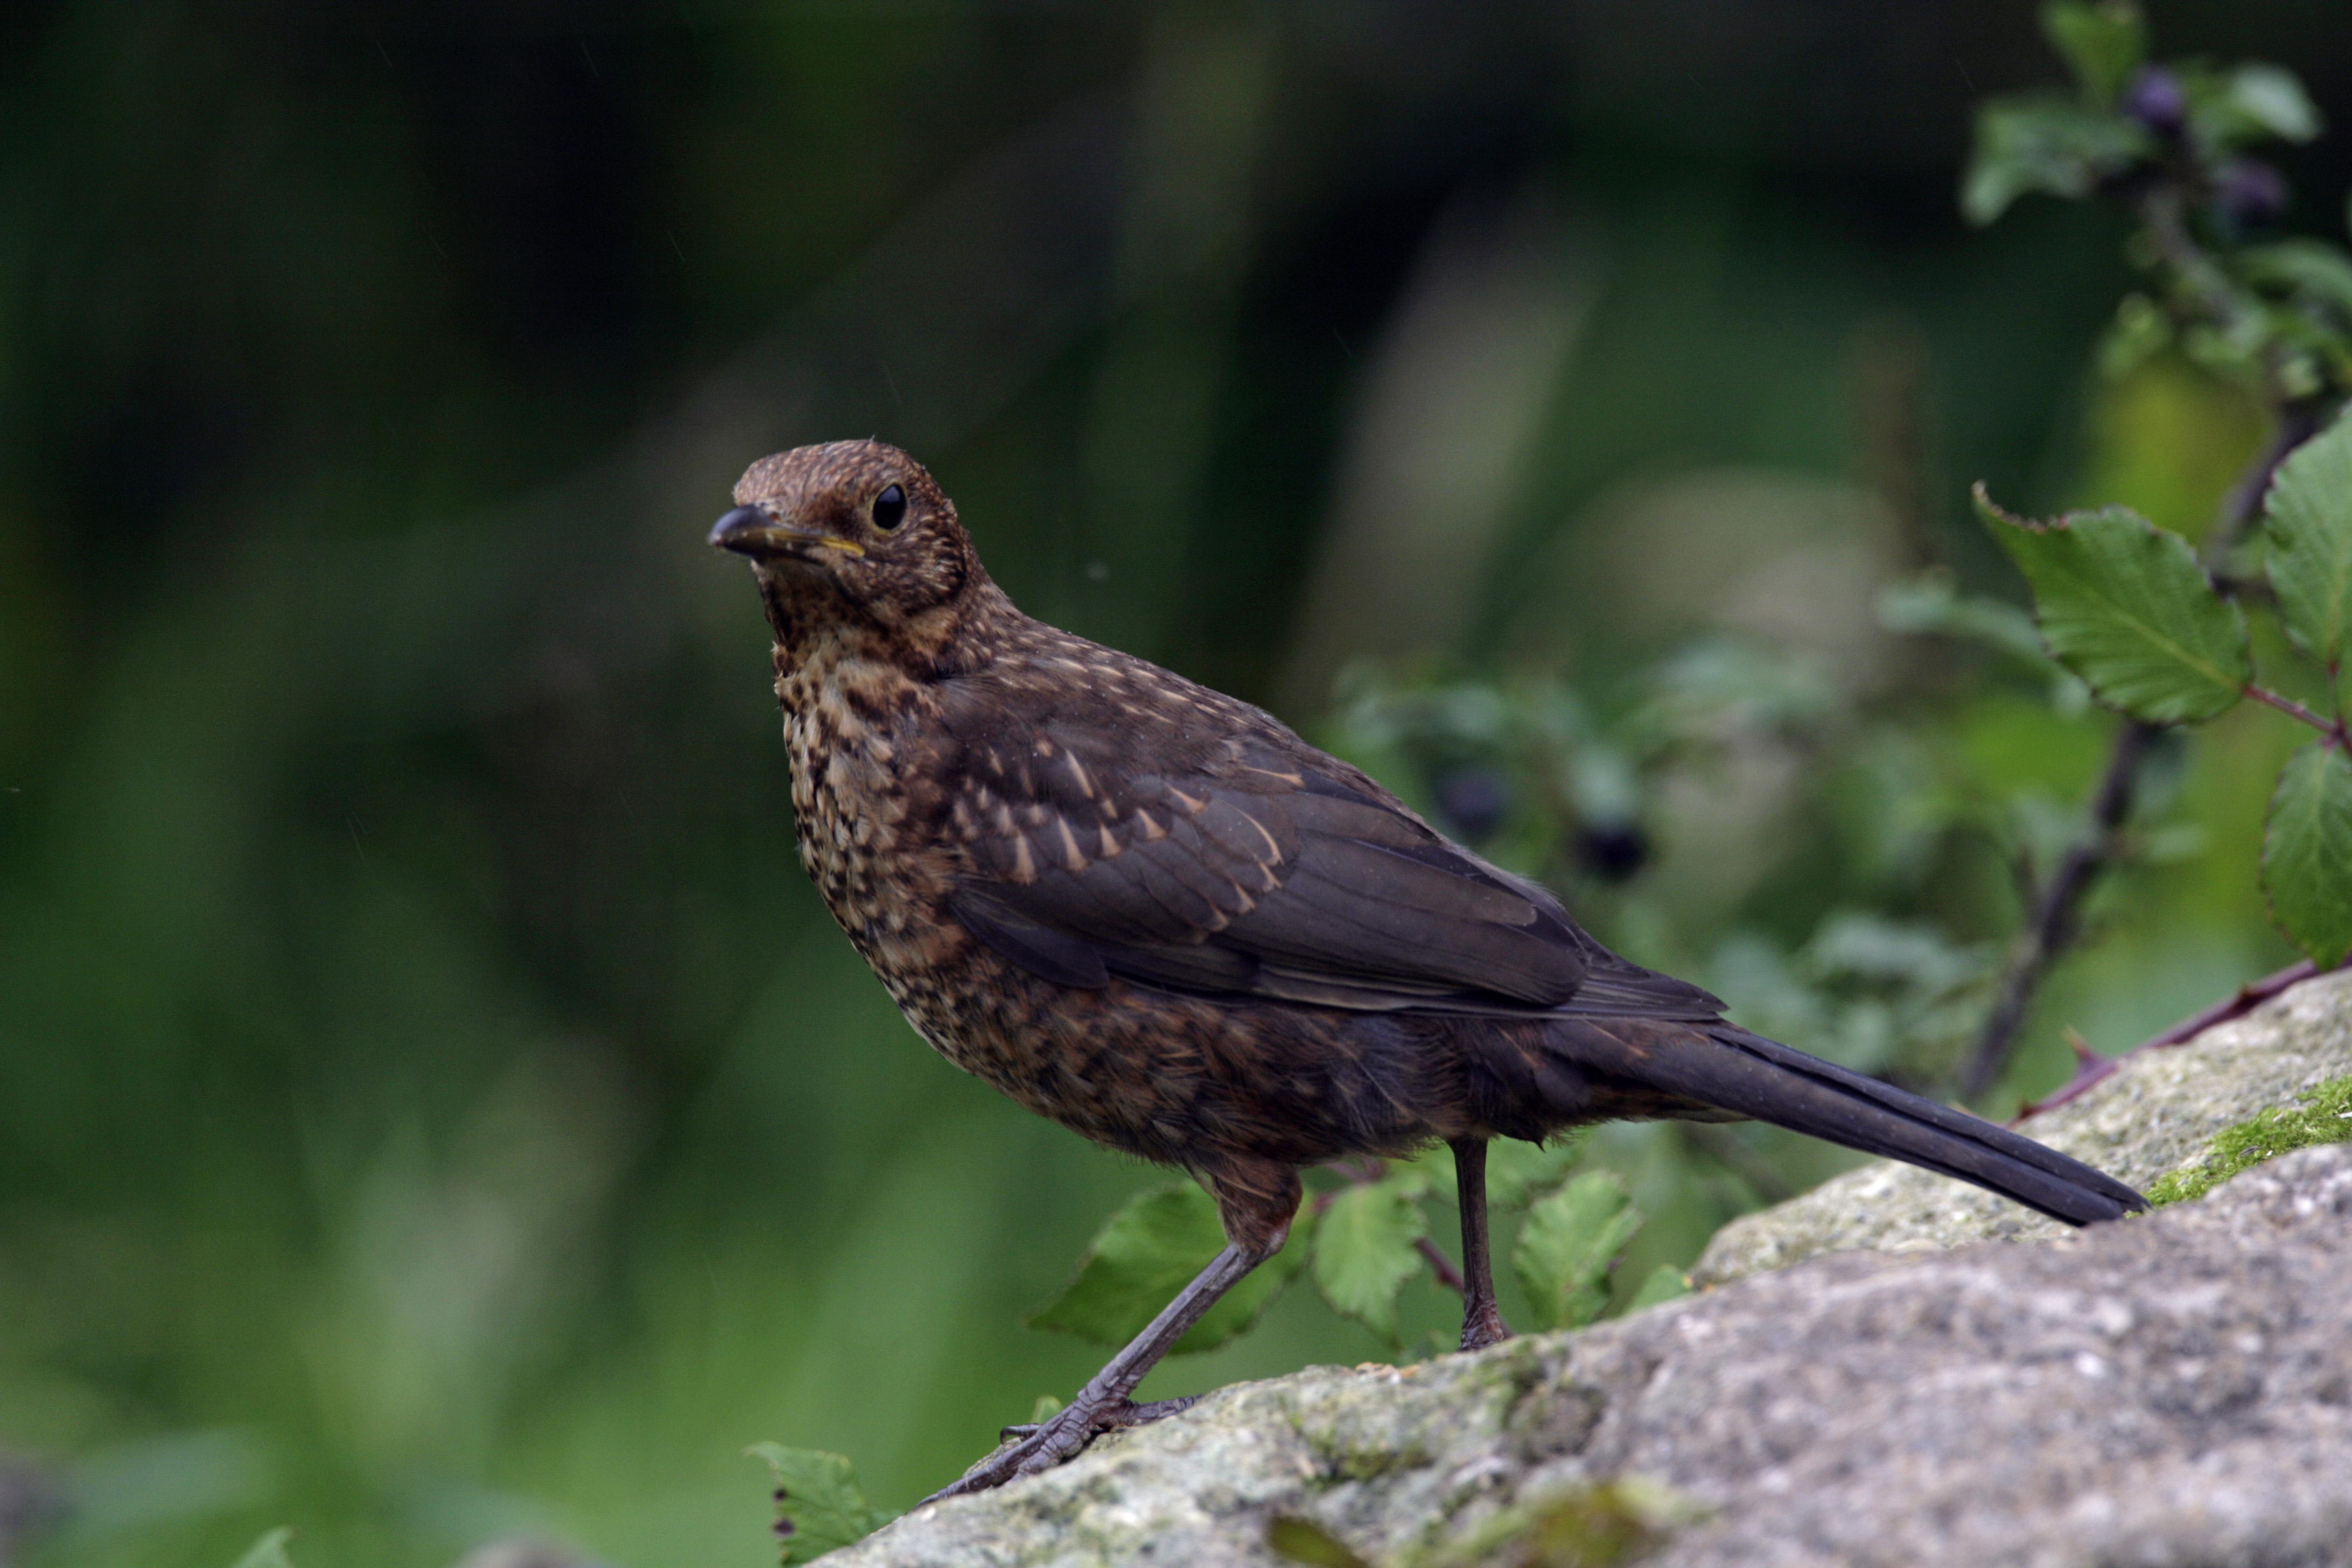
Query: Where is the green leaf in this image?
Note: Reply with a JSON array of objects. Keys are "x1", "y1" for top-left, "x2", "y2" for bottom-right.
[
  {"x1": 1975, "y1": 486, "x2": 2251, "y2": 723},
  {"x1": 1312, "y1": 1175, "x2": 1430, "y2": 1340},
  {"x1": 1803, "y1": 911, "x2": 1991, "y2": 995},
  {"x1": 2040, "y1": 1, "x2": 2145, "y2": 107},
  {"x1": 2178, "y1": 61, "x2": 2323, "y2": 150},
  {"x1": 1514, "y1": 1172, "x2": 1643, "y2": 1332},
  {"x1": 2262, "y1": 743, "x2": 2352, "y2": 968},
  {"x1": 748, "y1": 1444, "x2": 892, "y2": 1564},
  {"x1": 1027, "y1": 1183, "x2": 1303, "y2": 1355},
  {"x1": 2222, "y1": 63, "x2": 2322, "y2": 144},
  {"x1": 1266, "y1": 1516, "x2": 1373, "y2": 1568},
  {"x1": 2238, "y1": 241, "x2": 2352, "y2": 326},
  {"x1": 2263, "y1": 412, "x2": 2352, "y2": 671},
  {"x1": 1875, "y1": 572, "x2": 2055, "y2": 667},
  {"x1": 2095, "y1": 293, "x2": 2174, "y2": 380},
  {"x1": 1962, "y1": 94, "x2": 2152, "y2": 225},
  {"x1": 1626, "y1": 1263, "x2": 1692, "y2": 1313},
  {"x1": 228, "y1": 1529, "x2": 296, "y2": 1568},
  {"x1": 1483, "y1": 1135, "x2": 1584, "y2": 1209}
]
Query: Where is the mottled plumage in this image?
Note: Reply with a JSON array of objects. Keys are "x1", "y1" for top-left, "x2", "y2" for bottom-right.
[{"x1": 710, "y1": 439, "x2": 2146, "y2": 1501}]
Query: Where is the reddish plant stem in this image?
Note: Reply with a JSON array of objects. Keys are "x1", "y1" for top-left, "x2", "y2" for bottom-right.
[
  {"x1": 1415, "y1": 1236, "x2": 1467, "y2": 1294},
  {"x1": 2245, "y1": 682, "x2": 2347, "y2": 739},
  {"x1": 2011, "y1": 957, "x2": 2343, "y2": 1123}
]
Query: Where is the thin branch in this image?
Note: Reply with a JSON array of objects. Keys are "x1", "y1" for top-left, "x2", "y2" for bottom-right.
[
  {"x1": 2245, "y1": 682, "x2": 2344, "y2": 737},
  {"x1": 1414, "y1": 1236, "x2": 1466, "y2": 1295},
  {"x1": 1961, "y1": 720, "x2": 2155, "y2": 1097},
  {"x1": 2012, "y1": 957, "x2": 2341, "y2": 1122}
]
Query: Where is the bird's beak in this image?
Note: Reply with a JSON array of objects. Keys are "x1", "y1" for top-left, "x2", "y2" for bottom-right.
[{"x1": 708, "y1": 505, "x2": 866, "y2": 561}]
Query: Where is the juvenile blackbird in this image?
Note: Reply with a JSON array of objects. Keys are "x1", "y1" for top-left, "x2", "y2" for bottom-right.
[{"x1": 709, "y1": 439, "x2": 2146, "y2": 1501}]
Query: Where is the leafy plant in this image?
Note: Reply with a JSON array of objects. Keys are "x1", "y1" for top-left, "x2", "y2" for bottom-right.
[
  {"x1": 1028, "y1": 1136, "x2": 1655, "y2": 1361},
  {"x1": 748, "y1": 1444, "x2": 896, "y2": 1566},
  {"x1": 1976, "y1": 367, "x2": 2352, "y2": 969},
  {"x1": 1026, "y1": 1182, "x2": 1306, "y2": 1354}
]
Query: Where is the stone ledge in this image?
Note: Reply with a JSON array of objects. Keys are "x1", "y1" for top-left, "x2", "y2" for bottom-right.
[{"x1": 836, "y1": 1138, "x2": 2352, "y2": 1567}]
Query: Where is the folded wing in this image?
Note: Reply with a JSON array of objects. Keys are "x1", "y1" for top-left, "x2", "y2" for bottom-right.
[{"x1": 938, "y1": 688, "x2": 1719, "y2": 1020}]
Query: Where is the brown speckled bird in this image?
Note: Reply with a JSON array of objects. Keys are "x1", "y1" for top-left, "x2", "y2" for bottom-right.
[{"x1": 709, "y1": 439, "x2": 2146, "y2": 1501}]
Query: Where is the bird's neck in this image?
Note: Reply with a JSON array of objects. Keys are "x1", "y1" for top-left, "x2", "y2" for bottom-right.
[{"x1": 763, "y1": 574, "x2": 1024, "y2": 726}]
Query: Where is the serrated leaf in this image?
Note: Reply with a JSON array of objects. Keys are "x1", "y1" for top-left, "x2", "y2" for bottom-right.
[
  {"x1": 2263, "y1": 413, "x2": 2352, "y2": 671},
  {"x1": 1027, "y1": 1183, "x2": 1302, "y2": 1355},
  {"x1": 1514, "y1": 1172, "x2": 1644, "y2": 1332},
  {"x1": 2263, "y1": 743, "x2": 2352, "y2": 968},
  {"x1": 1481, "y1": 1136, "x2": 1584, "y2": 1209},
  {"x1": 228, "y1": 1529, "x2": 296, "y2": 1568},
  {"x1": 1312, "y1": 1176, "x2": 1430, "y2": 1340},
  {"x1": 1962, "y1": 94, "x2": 2152, "y2": 225},
  {"x1": 748, "y1": 1444, "x2": 892, "y2": 1564},
  {"x1": 2041, "y1": 1, "x2": 2145, "y2": 107},
  {"x1": 1976, "y1": 486, "x2": 2250, "y2": 723},
  {"x1": 1627, "y1": 1263, "x2": 1692, "y2": 1313}
]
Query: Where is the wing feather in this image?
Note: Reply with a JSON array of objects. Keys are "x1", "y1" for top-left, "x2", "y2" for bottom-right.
[{"x1": 938, "y1": 679, "x2": 1721, "y2": 1020}]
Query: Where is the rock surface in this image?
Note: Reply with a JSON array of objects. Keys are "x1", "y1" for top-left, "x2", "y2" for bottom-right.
[
  {"x1": 1692, "y1": 967, "x2": 2352, "y2": 1285},
  {"x1": 838, "y1": 1142, "x2": 2352, "y2": 1567}
]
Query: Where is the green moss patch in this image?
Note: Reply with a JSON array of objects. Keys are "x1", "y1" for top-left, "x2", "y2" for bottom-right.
[{"x1": 2146, "y1": 1072, "x2": 2352, "y2": 1205}]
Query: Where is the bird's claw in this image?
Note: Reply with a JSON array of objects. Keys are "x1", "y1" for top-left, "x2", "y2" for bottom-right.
[
  {"x1": 1460, "y1": 1301, "x2": 1514, "y2": 1353},
  {"x1": 928, "y1": 1395, "x2": 1202, "y2": 1504}
]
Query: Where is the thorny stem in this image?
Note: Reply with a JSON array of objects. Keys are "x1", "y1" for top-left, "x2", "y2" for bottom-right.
[
  {"x1": 2012, "y1": 956, "x2": 2347, "y2": 1122},
  {"x1": 2245, "y1": 682, "x2": 2349, "y2": 741}
]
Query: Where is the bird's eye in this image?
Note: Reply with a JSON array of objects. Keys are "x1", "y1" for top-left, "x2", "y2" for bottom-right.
[{"x1": 872, "y1": 483, "x2": 907, "y2": 531}]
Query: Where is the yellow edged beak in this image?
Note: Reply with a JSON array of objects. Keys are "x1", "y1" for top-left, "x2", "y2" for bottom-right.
[{"x1": 708, "y1": 505, "x2": 866, "y2": 559}]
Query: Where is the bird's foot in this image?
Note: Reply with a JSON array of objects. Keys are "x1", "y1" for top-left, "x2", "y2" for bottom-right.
[
  {"x1": 925, "y1": 1394, "x2": 1202, "y2": 1504},
  {"x1": 1460, "y1": 1302, "x2": 1514, "y2": 1353}
]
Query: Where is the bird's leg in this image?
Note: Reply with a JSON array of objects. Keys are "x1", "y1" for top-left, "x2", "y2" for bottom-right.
[
  {"x1": 922, "y1": 1237, "x2": 1275, "y2": 1504},
  {"x1": 1453, "y1": 1137, "x2": 1513, "y2": 1352}
]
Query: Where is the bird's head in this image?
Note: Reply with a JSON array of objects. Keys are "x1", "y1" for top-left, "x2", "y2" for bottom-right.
[{"x1": 710, "y1": 439, "x2": 988, "y2": 668}]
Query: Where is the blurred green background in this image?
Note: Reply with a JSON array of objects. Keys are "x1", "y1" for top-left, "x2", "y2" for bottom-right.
[{"x1": 5, "y1": 4, "x2": 2350, "y2": 1564}]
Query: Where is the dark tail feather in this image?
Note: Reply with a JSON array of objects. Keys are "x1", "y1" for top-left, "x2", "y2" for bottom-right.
[{"x1": 1552, "y1": 1021, "x2": 2148, "y2": 1226}]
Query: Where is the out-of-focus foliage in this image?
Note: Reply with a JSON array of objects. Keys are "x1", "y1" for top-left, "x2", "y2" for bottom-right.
[{"x1": 8, "y1": 4, "x2": 2352, "y2": 1566}]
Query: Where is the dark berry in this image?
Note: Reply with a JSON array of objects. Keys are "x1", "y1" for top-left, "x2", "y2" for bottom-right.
[
  {"x1": 1576, "y1": 822, "x2": 1650, "y2": 883},
  {"x1": 2123, "y1": 67, "x2": 2187, "y2": 137},
  {"x1": 1434, "y1": 766, "x2": 1510, "y2": 842},
  {"x1": 2215, "y1": 159, "x2": 2289, "y2": 225}
]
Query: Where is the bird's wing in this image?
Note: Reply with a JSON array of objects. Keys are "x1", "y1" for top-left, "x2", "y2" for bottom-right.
[{"x1": 935, "y1": 685, "x2": 1721, "y2": 1019}]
